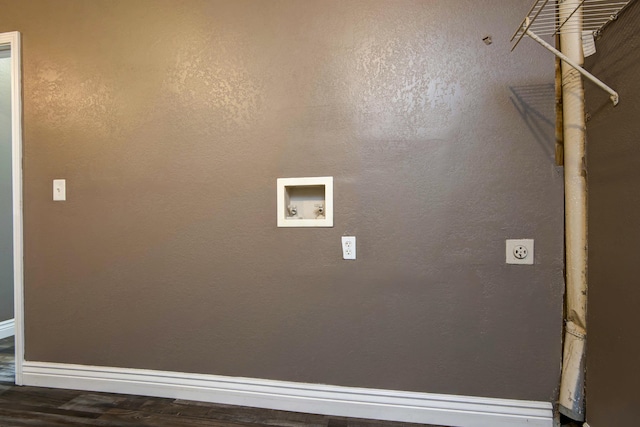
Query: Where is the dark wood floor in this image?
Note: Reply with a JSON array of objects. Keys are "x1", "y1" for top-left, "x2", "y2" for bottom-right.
[
  {"x1": 0, "y1": 336, "x2": 14, "y2": 384},
  {"x1": 0, "y1": 337, "x2": 441, "y2": 426}
]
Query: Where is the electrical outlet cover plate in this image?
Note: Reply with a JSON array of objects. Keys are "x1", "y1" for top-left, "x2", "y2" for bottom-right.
[
  {"x1": 506, "y1": 239, "x2": 534, "y2": 265},
  {"x1": 342, "y1": 236, "x2": 356, "y2": 260}
]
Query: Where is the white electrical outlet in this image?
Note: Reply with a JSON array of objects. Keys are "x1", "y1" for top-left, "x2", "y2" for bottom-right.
[
  {"x1": 341, "y1": 236, "x2": 356, "y2": 260},
  {"x1": 506, "y1": 239, "x2": 534, "y2": 265}
]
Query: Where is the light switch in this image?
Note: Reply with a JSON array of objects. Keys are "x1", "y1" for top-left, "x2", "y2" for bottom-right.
[{"x1": 53, "y1": 179, "x2": 66, "y2": 201}]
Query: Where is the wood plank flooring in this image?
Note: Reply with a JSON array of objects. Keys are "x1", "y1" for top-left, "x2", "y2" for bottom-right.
[
  {"x1": 0, "y1": 338, "x2": 441, "y2": 426},
  {"x1": 0, "y1": 336, "x2": 14, "y2": 384}
]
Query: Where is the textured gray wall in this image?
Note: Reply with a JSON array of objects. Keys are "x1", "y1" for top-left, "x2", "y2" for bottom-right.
[
  {"x1": 0, "y1": 53, "x2": 13, "y2": 323},
  {"x1": 0, "y1": 0, "x2": 564, "y2": 401},
  {"x1": 585, "y1": 2, "x2": 640, "y2": 425}
]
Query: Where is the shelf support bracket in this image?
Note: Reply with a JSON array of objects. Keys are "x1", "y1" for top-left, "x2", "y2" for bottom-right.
[{"x1": 523, "y1": 20, "x2": 619, "y2": 106}]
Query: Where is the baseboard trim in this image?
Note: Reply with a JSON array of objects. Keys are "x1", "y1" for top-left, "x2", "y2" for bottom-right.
[
  {"x1": 0, "y1": 318, "x2": 14, "y2": 340},
  {"x1": 22, "y1": 361, "x2": 553, "y2": 426}
]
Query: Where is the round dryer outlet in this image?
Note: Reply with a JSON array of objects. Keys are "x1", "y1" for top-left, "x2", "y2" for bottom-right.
[{"x1": 513, "y1": 245, "x2": 528, "y2": 259}]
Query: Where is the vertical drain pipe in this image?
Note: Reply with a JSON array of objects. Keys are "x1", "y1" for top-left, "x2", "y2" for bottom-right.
[
  {"x1": 555, "y1": 33, "x2": 564, "y2": 167},
  {"x1": 558, "y1": 0, "x2": 588, "y2": 421}
]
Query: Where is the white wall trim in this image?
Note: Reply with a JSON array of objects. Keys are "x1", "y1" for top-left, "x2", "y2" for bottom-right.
[
  {"x1": 23, "y1": 361, "x2": 553, "y2": 427},
  {"x1": 0, "y1": 318, "x2": 14, "y2": 339},
  {"x1": 10, "y1": 31, "x2": 23, "y2": 386},
  {"x1": 0, "y1": 31, "x2": 23, "y2": 386}
]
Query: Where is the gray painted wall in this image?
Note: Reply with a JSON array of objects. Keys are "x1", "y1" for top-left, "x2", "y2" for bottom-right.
[
  {"x1": 585, "y1": 2, "x2": 640, "y2": 425},
  {"x1": 0, "y1": 0, "x2": 564, "y2": 402},
  {"x1": 0, "y1": 52, "x2": 13, "y2": 323}
]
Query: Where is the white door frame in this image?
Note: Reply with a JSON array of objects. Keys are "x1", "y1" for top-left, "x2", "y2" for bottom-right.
[{"x1": 0, "y1": 31, "x2": 23, "y2": 385}]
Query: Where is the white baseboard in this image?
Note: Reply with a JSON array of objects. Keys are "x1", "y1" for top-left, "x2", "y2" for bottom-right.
[
  {"x1": 0, "y1": 318, "x2": 14, "y2": 340},
  {"x1": 22, "y1": 361, "x2": 553, "y2": 427}
]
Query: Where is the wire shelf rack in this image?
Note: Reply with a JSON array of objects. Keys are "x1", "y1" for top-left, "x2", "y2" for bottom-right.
[
  {"x1": 511, "y1": 0, "x2": 635, "y2": 51},
  {"x1": 509, "y1": 0, "x2": 635, "y2": 105}
]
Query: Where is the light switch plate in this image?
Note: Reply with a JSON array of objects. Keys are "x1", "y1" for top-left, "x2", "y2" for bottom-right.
[
  {"x1": 53, "y1": 179, "x2": 66, "y2": 201},
  {"x1": 506, "y1": 239, "x2": 534, "y2": 265}
]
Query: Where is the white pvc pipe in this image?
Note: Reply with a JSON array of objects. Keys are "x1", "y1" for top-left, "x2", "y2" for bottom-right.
[{"x1": 558, "y1": 0, "x2": 588, "y2": 421}]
